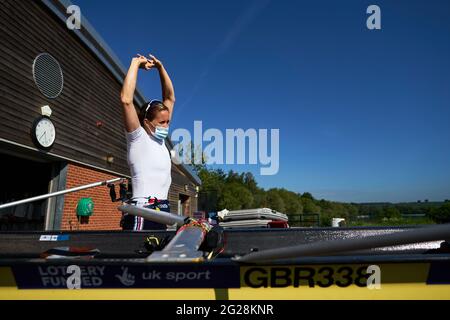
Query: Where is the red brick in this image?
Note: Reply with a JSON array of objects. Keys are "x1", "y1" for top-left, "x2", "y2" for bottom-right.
[{"x1": 61, "y1": 163, "x2": 122, "y2": 231}]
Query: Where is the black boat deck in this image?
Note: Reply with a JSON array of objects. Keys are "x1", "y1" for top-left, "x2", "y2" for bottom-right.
[{"x1": 0, "y1": 226, "x2": 446, "y2": 261}]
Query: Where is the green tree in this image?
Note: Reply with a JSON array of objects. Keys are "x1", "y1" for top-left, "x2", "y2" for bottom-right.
[
  {"x1": 218, "y1": 183, "x2": 254, "y2": 210},
  {"x1": 302, "y1": 198, "x2": 321, "y2": 214},
  {"x1": 243, "y1": 172, "x2": 259, "y2": 194},
  {"x1": 301, "y1": 192, "x2": 315, "y2": 201},
  {"x1": 382, "y1": 207, "x2": 401, "y2": 219},
  {"x1": 270, "y1": 188, "x2": 303, "y2": 214},
  {"x1": 319, "y1": 210, "x2": 333, "y2": 227},
  {"x1": 373, "y1": 207, "x2": 386, "y2": 220},
  {"x1": 225, "y1": 171, "x2": 244, "y2": 184},
  {"x1": 428, "y1": 203, "x2": 450, "y2": 223},
  {"x1": 266, "y1": 189, "x2": 286, "y2": 212},
  {"x1": 344, "y1": 203, "x2": 359, "y2": 221},
  {"x1": 198, "y1": 168, "x2": 226, "y2": 193},
  {"x1": 317, "y1": 199, "x2": 332, "y2": 210},
  {"x1": 253, "y1": 189, "x2": 268, "y2": 208}
]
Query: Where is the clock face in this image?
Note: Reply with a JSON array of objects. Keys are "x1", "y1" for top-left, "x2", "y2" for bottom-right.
[{"x1": 34, "y1": 117, "x2": 56, "y2": 148}]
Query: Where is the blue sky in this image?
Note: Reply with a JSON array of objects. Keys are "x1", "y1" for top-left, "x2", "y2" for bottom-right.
[{"x1": 74, "y1": 0, "x2": 450, "y2": 203}]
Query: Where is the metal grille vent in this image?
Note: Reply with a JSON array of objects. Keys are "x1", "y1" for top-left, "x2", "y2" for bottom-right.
[{"x1": 33, "y1": 53, "x2": 64, "y2": 99}]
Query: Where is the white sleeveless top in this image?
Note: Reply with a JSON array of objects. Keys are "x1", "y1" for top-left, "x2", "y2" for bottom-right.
[{"x1": 126, "y1": 126, "x2": 172, "y2": 201}]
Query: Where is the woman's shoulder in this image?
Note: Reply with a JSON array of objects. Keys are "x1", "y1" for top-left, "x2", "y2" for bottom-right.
[{"x1": 126, "y1": 126, "x2": 146, "y2": 143}]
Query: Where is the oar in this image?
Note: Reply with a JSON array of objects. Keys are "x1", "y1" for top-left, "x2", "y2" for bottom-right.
[
  {"x1": 118, "y1": 204, "x2": 188, "y2": 227},
  {"x1": 234, "y1": 223, "x2": 450, "y2": 263},
  {"x1": 0, "y1": 178, "x2": 125, "y2": 210}
]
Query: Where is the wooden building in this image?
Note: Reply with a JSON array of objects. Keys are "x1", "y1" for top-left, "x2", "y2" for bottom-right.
[{"x1": 0, "y1": 0, "x2": 201, "y2": 231}]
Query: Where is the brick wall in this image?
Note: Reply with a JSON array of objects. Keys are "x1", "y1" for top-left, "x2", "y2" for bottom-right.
[
  {"x1": 60, "y1": 163, "x2": 199, "y2": 231},
  {"x1": 60, "y1": 163, "x2": 122, "y2": 231}
]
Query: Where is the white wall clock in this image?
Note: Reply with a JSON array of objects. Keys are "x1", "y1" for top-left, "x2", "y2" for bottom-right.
[{"x1": 32, "y1": 116, "x2": 56, "y2": 150}]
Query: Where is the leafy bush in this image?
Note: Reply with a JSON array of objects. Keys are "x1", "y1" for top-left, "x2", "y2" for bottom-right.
[{"x1": 427, "y1": 203, "x2": 450, "y2": 223}]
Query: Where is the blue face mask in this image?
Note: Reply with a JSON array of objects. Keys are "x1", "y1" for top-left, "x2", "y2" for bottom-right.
[{"x1": 151, "y1": 126, "x2": 169, "y2": 141}]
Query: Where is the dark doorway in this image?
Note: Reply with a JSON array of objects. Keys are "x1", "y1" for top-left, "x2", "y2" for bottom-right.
[
  {"x1": 179, "y1": 194, "x2": 191, "y2": 217},
  {"x1": 0, "y1": 153, "x2": 52, "y2": 230}
]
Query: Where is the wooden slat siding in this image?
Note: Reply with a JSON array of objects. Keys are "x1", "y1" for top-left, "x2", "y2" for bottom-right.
[
  {"x1": 1, "y1": 1, "x2": 128, "y2": 128},
  {"x1": 168, "y1": 196, "x2": 178, "y2": 214},
  {"x1": 0, "y1": 4, "x2": 130, "y2": 168},
  {"x1": 169, "y1": 185, "x2": 190, "y2": 216},
  {"x1": 168, "y1": 165, "x2": 199, "y2": 216},
  {"x1": 0, "y1": 0, "x2": 130, "y2": 173},
  {"x1": 0, "y1": 6, "x2": 122, "y2": 162}
]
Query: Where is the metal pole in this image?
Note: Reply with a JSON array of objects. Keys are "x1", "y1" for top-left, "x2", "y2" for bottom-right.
[
  {"x1": 235, "y1": 223, "x2": 450, "y2": 263},
  {"x1": 118, "y1": 204, "x2": 187, "y2": 227},
  {"x1": 0, "y1": 177, "x2": 125, "y2": 210}
]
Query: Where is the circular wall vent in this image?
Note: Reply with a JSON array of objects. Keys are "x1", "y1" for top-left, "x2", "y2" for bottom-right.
[{"x1": 33, "y1": 53, "x2": 64, "y2": 99}]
